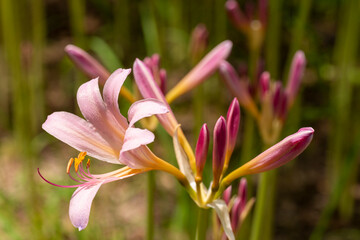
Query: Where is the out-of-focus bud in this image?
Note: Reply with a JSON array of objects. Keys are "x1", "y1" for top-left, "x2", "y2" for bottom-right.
[
  {"x1": 166, "y1": 41, "x2": 233, "y2": 104},
  {"x1": 223, "y1": 186, "x2": 232, "y2": 205},
  {"x1": 144, "y1": 54, "x2": 167, "y2": 94},
  {"x1": 219, "y1": 61, "x2": 259, "y2": 119},
  {"x1": 189, "y1": 24, "x2": 209, "y2": 64},
  {"x1": 272, "y1": 81, "x2": 283, "y2": 117},
  {"x1": 238, "y1": 178, "x2": 247, "y2": 210},
  {"x1": 159, "y1": 69, "x2": 167, "y2": 94},
  {"x1": 65, "y1": 44, "x2": 110, "y2": 85},
  {"x1": 212, "y1": 117, "x2": 228, "y2": 190},
  {"x1": 225, "y1": 0, "x2": 249, "y2": 31},
  {"x1": 226, "y1": 98, "x2": 241, "y2": 160},
  {"x1": 231, "y1": 178, "x2": 247, "y2": 231},
  {"x1": 285, "y1": 51, "x2": 306, "y2": 108},
  {"x1": 223, "y1": 127, "x2": 314, "y2": 184},
  {"x1": 259, "y1": 71, "x2": 270, "y2": 101},
  {"x1": 258, "y1": 0, "x2": 268, "y2": 25},
  {"x1": 195, "y1": 124, "x2": 210, "y2": 181}
]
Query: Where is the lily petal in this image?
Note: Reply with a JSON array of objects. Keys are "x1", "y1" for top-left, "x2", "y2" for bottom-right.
[
  {"x1": 128, "y1": 99, "x2": 169, "y2": 128},
  {"x1": 208, "y1": 199, "x2": 235, "y2": 240},
  {"x1": 77, "y1": 78, "x2": 125, "y2": 145},
  {"x1": 69, "y1": 182, "x2": 103, "y2": 231},
  {"x1": 42, "y1": 112, "x2": 118, "y2": 163},
  {"x1": 121, "y1": 128, "x2": 155, "y2": 153},
  {"x1": 103, "y1": 69, "x2": 131, "y2": 129}
]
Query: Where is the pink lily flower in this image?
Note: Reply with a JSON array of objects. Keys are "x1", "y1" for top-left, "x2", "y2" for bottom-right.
[{"x1": 40, "y1": 69, "x2": 185, "y2": 231}]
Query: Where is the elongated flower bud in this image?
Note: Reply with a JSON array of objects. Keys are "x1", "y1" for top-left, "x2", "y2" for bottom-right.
[
  {"x1": 238, "y1": 178, "x2": 247, "y2": 210},
  {"x1": 258, "y1": 0, "x2": 268, "y2": 25},
  {"x1": 65, "y1": 45, "x2": 110, "y2": 85},
  {"x1": 226, "y1": 98, "x2": 241, "y2": 157},
  {"x1": 223, "y1": 186, "x2": 232, "y2": 205},
  {"x1": 223, "y1": 127, "x2": 314, "y2": 185},
  {"x1": 286, "y1": 51, "x2": 306, "y2": 108},
  {"x1": 166, "y1": 41, "x2": 232, "y2": 103},
  {"x1": 195, "y1": 124, "x2": 210, "y2": 181},
  {"x1": 225, "y1": 0, "x2": 249, "y2": 31},
  {"x1": 159, "y1": 69, "x2": 167, "y2": 94},
  {"x1": 212, "y1": 117, "x2": 228, "y2": 189},
  {"x1": 272, "y1": 81, "x2": 283, "y2": 116},
  {"x1": 189, "y1": 23, "x2": 209, "y2": 64},
  {"x1": 219, "y1": 61, "x2": 259, "y2": 118},
  {"x1": 230, "y1": 179, "x2": 247, "y2": 231},
  {"x1": 259, "y1": 71, "x2": 270, "y2": 101}
]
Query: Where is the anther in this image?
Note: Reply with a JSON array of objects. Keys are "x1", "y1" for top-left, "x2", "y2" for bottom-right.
[{"x1": 67, "y1": 158, "x2": 74, "y2": 174}]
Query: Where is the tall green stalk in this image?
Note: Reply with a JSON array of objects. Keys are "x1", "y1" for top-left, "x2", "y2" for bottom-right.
[
  {"x1": 195, "y1": 208, "x2": 208, "y2": 240},
  {"x1": 1, "y1": 0, "x2": 44, "y2": 238},
  {"x1": 327, "y1": 0, "x2": 360, "y2": 222},
  {"x1": 146, "y1": 171, "x2": 155, "y2": 240},
  {"x1": 68, "y1": 0, "x2": 86, "y2": 94},
  {"x1": 250, "y1": 1, "x2": 283, "y2": 240},
  {"x1": 30, "y1": 0, "x2": 46, "y2": 132}
]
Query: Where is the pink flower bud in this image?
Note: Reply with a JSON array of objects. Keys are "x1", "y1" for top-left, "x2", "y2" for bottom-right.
[
  {"x1": 238, "y1": 178, "x2": 247, "y2": 211},
  {"x1": 272, "y1": 81, "x2": 284, "y2": 117},
  {"x1": 223, "y1": 127, "x2": 314, "y2": 185},
  {"x1": 159, "y1": 69, "x2": 167, "y2": 94},
  {"x1": 189, "y1": 24, "x2": 209, "y2": 63},
  {"x1": 195, "y1": 124, "x2": 210, "y2": 179},
  {"x1": 239, "y1": 127, "x2": 314, "y2": 175},
  {"x1": 166, "y1": 41, "x2": 232, "y2": 103},
  {"x1": 212, "y1": 117, "x2": 228, "y2": 188},
  {"x1": 65, "y1": 45, "x2": 110, "y2": 85},
  {"x1": 223, "y1": 186, "x2": 232, "y2": 205},
  {"x1": 286, "y1": 50, "x2": 306, "y2": 108},
  {"x1": 258, "y1": 0, "x2": 268, "y2": 25},
  {"x1": 220, "y1": 61, "x2": 259, "y2": 119},
  {"x1": 259, "y1": 71, "x2": 270, "y2": 101},
  {"x1": 151, "y1": 54, "x2": 160, "y2": 68},
  {"x1": 225, "y1": 0, "x2": 249, "y2": 31},
  {"x1": 226, "y1": 98, "x2": 241, "y2": 156}
]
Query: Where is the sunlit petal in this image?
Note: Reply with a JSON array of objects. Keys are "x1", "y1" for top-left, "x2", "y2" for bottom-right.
[
  {"x1": 77, "y1": 78, "x2": 125, "y2": 145},
  {"x1": 69, "y1": 182, "x2": 103, "y2": 231},
  {"x1": 103, "y1": 69, "x2": 131, "y2": 128},
  {"x1": 128, "y1": 99, "x2": 168, "y2": 127},
  {"x1": 42, "y1": 112, "x2": 118, "y2": 163},
  {"x1": 121, "y1": 128, "x2": 155, "y2": 153}
]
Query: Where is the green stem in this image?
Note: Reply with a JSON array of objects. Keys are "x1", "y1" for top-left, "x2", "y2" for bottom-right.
[
  {"x1": 283, "y1": 0, "x2": 312, "y2": 78},
  {"x1": 195, "y1": 208, "x2": 208, "y2": 240},
  {"x1": 146, "y1": 171, "x2": 155, "y2": 240},
  {"x1": 327, "y1": 0, "x2": 360, "y2": 221},
  {"x1": 30, "y1": 0, "x2": 46, "y2": 132}
]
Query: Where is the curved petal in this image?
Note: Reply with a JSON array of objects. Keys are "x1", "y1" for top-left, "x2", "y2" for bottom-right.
[
  {"x1": 208, "y1": 199, "x2": 235, "y2": 240},
  {"x1": 128, "y1": 99, "x2": 168, "y2": 127},
  {"x1": 42, "y1": 112, "x2": 119, "y2": 164},
  {"x1": 121, "y1": 127, "x2": 155, "y2": 153},
  {"x1": 103, "y1": 69, "x2": 131, "y2": 128},
  {"x1": 77, "y1": 78, "x2": 125, "y2": 146},
  {"x1": 69, "y1": 182, "x2": 103, "y2": 231}
]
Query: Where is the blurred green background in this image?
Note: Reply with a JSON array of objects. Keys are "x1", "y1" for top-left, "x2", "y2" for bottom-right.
[{"x1": 0, "y1": 0, "x2": 360, "y2": 239}]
